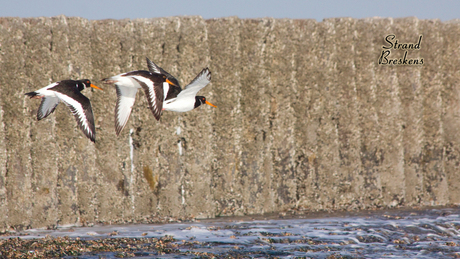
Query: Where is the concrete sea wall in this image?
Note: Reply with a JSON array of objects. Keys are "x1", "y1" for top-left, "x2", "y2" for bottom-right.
[{"x1": 0, "y1": 16, "x2": 459, "y2": 230}]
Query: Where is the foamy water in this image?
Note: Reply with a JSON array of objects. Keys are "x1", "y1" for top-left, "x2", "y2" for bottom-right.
[{"x1": 4, "y1": 207, "x2": 460, "y2": 258}]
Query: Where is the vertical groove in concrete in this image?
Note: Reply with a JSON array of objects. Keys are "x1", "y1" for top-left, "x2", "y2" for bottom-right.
[
  {"x1": 332, "y1": 18, "x2": 363, "y2": 209},
  {"x1": 442, "y1": 20, "x2": 460, "y2": 204},
  {"x1": 265, "y1": 19, "x2": 298, "y2": 212},
  {"x1": 0, "y1": 18, "x2": 9, "y2": 230},
  {"x1": 1, "y1": 17, "x2": 34, "y2": 229},
  {"x1": 354, "y1": 18, "x2": 384, "y2": 207},
  {"x1": 420, "y1": 20, "x2": 448, "y2": 205},
  {"x1": 291, "y1": 19, "x2": 320, "y2": 210},
  {"x1": 207, "y1": 17, "x2": 244, "y2": 216},
  {"x1": 313, "y1": 19, "x2": 341, "y2": 210},
  {"x1": 376, "y1": 18, "x2": 406, "y2": 207},
  {"x1": 395, "y1": 18, "x2": 424, "y2": 206},
  {"x1": 237, "y1": 18, "x2": 275, "y2": 215}
]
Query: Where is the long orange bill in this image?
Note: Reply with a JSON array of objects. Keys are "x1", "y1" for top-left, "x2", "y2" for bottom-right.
[
  {"x1": 166, "y1": 78, "x2": 177, "y2": 87},
  {"x1": 90, "y1": 84, "x2": 103, "y2": 90},
  {"x1": 205, "y1": 100, "x2": 217, "y2": 108}
]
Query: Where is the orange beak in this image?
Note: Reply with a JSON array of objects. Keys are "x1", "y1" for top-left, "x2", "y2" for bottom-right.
[
  {"x1": 90, "y1": 84, "x2": 103, "y2": 90},
  {"x1": 205, "y1": 100, "x2": 217, "y2": 108},
  {"x1": 166, "y1": 78, "x2": 177, "y2": 87}
]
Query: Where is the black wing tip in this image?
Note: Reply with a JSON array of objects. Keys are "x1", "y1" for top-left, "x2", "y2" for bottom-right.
[
  {"x1": 115, "y1": 121, "x2": 125, "y2": 136},
  {"x1": 202, "y1": 67, "x2": 211, "y2": 80},
  {"x1": 115, "y1": 127, "x2": 122, "y2": 136},
  {"x1": 82, "y1": 128, "x2": 96, "y2": 143},
  {"x1": 153, "y1": 113, "x2": 162, "y2": 121},
  {"x1": 82, "y1": 125, "x2": 96, "y2": 142},
  {"x1": 148, "y1": 105, "x2": 162, "y2": 122},
  {"x1": 146, "y1": 57, "x2": 161, "y2": 74},
  {"x1": 146, "y1": 56, "x2": 156, "y2": 65},
  {"x1": 115, "y1": 126, "x2": 126, "y2": 137}
]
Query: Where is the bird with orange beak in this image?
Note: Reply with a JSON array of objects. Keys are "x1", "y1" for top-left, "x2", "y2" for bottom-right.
[
  {"x1": 25, "y1": 79, "x2": 103, "y2": 142},
  {"x1": 102, "y1": 57, "x2": 216, "y2": 136}
]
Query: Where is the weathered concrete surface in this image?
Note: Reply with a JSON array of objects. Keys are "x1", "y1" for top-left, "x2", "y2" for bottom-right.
[{"x1": 0, "y1": 16, "x2": 459, "y2": 230}]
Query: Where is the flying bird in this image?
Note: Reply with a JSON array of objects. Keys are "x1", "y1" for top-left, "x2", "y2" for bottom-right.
[
  {"x1": 146, "y1": 57, "x2": 216, "y2": 112},
  {"x1": 102, "y1": 58, "x2": 216, "y2": 136},
  {"x1": 25, "y1": 79, "x2": 103, "y2": 142}
]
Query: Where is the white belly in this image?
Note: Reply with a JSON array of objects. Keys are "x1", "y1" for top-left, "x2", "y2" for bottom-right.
[{"x1": 163, "y1": 97, "x2": 195, "y2": 112}]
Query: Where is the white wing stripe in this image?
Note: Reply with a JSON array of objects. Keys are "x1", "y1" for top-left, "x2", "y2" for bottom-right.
[
  {"x1": 162, "y1": 82, "x2": 169, "y2": 101},
  {"x1": 147, "y1": 58, "x2": 162, "y2": 74},
  {"x1": 33, "y1": 82, "x2": 60, "y2": 98},
  {"x1": 36, "y1": 82, "x2": 59, "y2": 94},
  {"x1": 131, "y1": 75, "x2": 159, "y2": 104},
  {"x1": 130, "y1": 76, "x2": 155, "y2": 89},
  {"x1": 55, "y1": 92, "x2": 92, "y2": 134}
]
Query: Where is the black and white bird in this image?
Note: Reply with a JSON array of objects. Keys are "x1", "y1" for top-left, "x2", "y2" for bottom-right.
[
  {"x1": 146, "y1": 57, "x2": 216, "y2": 112},
  {"x1": 102, "y1": 58, "x2": 216, "y2": 136},
  {"x1": 25, "y1": 79, "x2": 103, "y2": 142}
]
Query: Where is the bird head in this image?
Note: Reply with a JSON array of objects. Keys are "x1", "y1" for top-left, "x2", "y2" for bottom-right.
[
  {"x1": 81, "y1": 79, "x2": 103, "y2": 91},
  {"x1": 195, "y1": 96, "x2": 217, "y2": 109},
  {"x1": 165, "y1": 77, "x2": 181, "y2": 88}
]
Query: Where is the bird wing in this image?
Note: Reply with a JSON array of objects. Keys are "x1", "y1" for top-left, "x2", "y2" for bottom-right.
[
  {"x1": 55, "y1": 91, "x2": 96, "y2": 142},
  {"x1": 120, "y1": 71, "x2": 165, "y2": 121},
  {"x1": 146, "y1": 57, "x2": 182, "y2": 88},
  {"x1": 146, "y1": 57, "x2": 175, "y2": 79},
  {"x1": 114, "y1": 85, "x2": 138, "y2": 136},
  {"x1": 136, "y1": 77, "x2": 164, "y2": 121},
  {"x1": 37, "y1": 96, "x2": 60, "y2": 120},
  {"x1": 177, "y1": 68, "x2": 211, "y2": 99},
  {"x1": 146, "y1": 57, "x2": 163, "y2": 74}
]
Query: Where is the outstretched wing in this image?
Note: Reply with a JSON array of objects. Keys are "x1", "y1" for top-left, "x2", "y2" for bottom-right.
[
  {"x1": 114, "y1": 85, "x2": 138, "y2": 136},
  {"x1": 55, "y1": 91, "x2": 96, "y2": 142},
  {"x1": 104, "y1": 70, "x2": 165, "y2": 135},
  {"x1": 146, "y1": 57, "x2": 173, "y2": 78},
  {"x1": 146, "y1": 57, "x2": 163, "y2": 74},
  {"x1": 146, "y1": 57, "x2": 181, "y2": 88},
  {"x1": 177, "y1": 68, "x2": 211, "y2": 99},
  {"x1": 133, "y1": 74, "x2": 165, "y2": 121},
  {"x1": 37, "y1": 96, "x2": 60, "y2": 120}
]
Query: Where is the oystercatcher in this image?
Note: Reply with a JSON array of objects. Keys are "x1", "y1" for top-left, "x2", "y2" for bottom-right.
[
  {"x1": 146, "y1": 57, "x2": 216, "y2": 112},
  {"x1": 103, "y1": 58, "x2": 216, "y2": 136},
  {"x1": 25, "y1": 79, "x2": 103, "y2": 142}
]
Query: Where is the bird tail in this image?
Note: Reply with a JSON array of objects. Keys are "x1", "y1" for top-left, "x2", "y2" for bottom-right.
[{"x1": 25, "y1": 91, "x2": 39, "y2": 98}]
